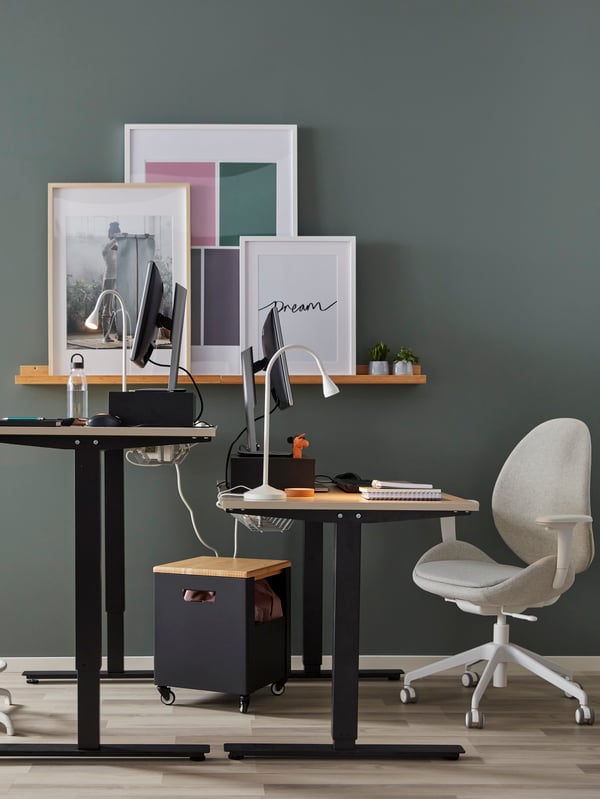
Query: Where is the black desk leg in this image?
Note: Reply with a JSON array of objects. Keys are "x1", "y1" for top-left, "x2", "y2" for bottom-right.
[
  {"x1": 331, "y1": 519, "x2": 361, "y2": 749},
  {"x1": 74, "y1": 443, "x2": 103, "y2": 749},
  {"x1": 104, "y1": 448, "x2": 125, "y2": 675},
  {"x1": 288, "y1": 520, "x2": 401, "y2": 683},
  {"x1": 292, "y1": 521, "x2": 324, "y2": 677},
  {"x1": 225, "y1": 517, "x2": 463, "y2": 760},
  {"x1": 22, "y1": 449, "x2": 151, "y2": 685},
  {"x1": 104, "y1": 450, "x2": 152, "y2": 680}
]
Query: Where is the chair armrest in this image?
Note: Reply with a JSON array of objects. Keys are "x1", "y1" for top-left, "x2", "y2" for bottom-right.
[{"x1": 535, "y1": 514, "x2": 593, "y2": 589}]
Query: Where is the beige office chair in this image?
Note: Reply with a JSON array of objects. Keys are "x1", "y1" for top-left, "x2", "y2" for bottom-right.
[
  {"x1": 0, "y1": 659, "x2": 14, "y2": 735},
  {"x1": 400, "y1": 418, "x2": 595, "y2": 728}
]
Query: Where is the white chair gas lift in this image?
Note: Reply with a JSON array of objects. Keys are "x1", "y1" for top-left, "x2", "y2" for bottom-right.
[
  {"x1": 0, "y1": 660, "x2": 14, "y2": 735},
  {"x1": 400, "y1": 418, "x2": 595, "y2": 729}
]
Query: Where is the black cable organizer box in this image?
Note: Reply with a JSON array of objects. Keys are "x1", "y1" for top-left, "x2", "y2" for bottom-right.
[
  {"x1": 229, "y1": 452, "x2": 315, "y2": 490},
  {"x1": 108, "y1": 390, "x2": 194, "y2": 427}
]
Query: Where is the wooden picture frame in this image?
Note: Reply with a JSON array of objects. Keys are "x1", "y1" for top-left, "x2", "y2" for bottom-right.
[{"x1": 48, "y1": 182, "x2": 190, "y2": 377}]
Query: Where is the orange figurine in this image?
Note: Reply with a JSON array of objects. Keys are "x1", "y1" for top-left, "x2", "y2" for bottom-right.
[{"x1": 290, "y1": 433, "x2": 309, "y2": 459}]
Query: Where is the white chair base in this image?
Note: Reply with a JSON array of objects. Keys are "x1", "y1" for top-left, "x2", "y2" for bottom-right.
[
  {"x1": 401, "y1": 618, "x2": 594, "y2": 728},
  {"x1": 0, "y1": 660, "x2": 14, "y2": 736}
]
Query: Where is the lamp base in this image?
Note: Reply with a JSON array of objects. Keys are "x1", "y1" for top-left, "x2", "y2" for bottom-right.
[{"x1": 243, "y1": 484, "x2": 287, "y2": 501}]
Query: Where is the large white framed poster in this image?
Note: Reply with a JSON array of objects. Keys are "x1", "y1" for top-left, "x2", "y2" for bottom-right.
[
  {"x1": 125, "y1": 124, "x2": 297, "y2": 374},
  {"x1": 48, "y1": 182, "x2": 190, "y2": 378},
  {"x1": 240, "y1": 236, "x2": 356, "y2": 375}
]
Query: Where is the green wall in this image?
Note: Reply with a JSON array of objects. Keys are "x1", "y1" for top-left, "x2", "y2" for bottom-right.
[{"x1": 1, "y1": 0, "x2": 598, "y2": 658}]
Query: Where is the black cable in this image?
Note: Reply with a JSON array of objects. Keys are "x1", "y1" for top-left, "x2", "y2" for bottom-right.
[
  {"x1": 223, "y1": 401, "x2": 278, "y2": 486},
  {"x1": 147, "y1": 358, "x2": 205, "y2": 422}
]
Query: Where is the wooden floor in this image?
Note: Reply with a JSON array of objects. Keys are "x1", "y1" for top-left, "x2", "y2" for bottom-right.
[{"x1": 0, "y1": 669, "x2": 599, "y2": 797}]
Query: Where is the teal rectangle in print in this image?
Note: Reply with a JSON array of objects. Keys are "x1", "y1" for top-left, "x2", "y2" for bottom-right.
[{"x1": 219, "y1": 162, "x2": 276, "y2": 246}]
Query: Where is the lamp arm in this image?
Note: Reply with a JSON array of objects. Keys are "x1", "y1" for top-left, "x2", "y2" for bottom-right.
[
  {"x1": 87, "y1": 289, "x2": 128, "y2": 392},
  {"x1": 260, "y1": 344, "x2": 336, "y2": 488}
]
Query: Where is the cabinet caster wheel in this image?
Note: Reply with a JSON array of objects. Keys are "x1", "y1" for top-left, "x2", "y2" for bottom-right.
[
  {"x1": 575, "y1": 705, "x2": 595, "y2": 725},
  {"x1": 239, "y1": 695, "x2": 250, "y2": 713},
  {"x1": 400, "y1": 686, "x2": 417, "y2": 704},
  {"x1": 461, "y1": 670, "x2": 480, "y2": 688},
  {"x1": 270, "y1": 681, "x2": 286, "y2": 696},
  {"x1": 157, "y1": 686, "x2": 175, "y2": 705},
  {"x1": 466, "y1": 709, "x2": 484, "y2": 728}
]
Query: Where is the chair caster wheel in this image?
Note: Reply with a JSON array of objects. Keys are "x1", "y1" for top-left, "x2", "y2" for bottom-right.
[
  {"x1": 575, "y1": 705, "x2": 595, "y2": 725},
  {"x1": 157, "y1": 686, "x2": 175, "y2": 705},
  {"x1": 400, "y1": 686, "x2": 417, "y2": 704},
  {"x1": 466, "y1": 709, "x2": 485, "y2": 728},
  {"x1": 270, "y1": 681, "x2": 286, "y2": 696},
  {"x1": 239, "y1": 695, "x2": 250, "y2": 713},
  {"x1": 461, "y1": 670, "x2": 480, "y2": 688}
]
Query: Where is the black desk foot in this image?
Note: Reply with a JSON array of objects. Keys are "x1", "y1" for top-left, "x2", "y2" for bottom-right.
[
  {"x1": 289, "y1": 669, "x2": 402, "y2": 681},
  {"x1": 23, "y1": 670, "x2": 154, "y2": 683},
  {"x1": 0, "y1": 744, "x2": 209, "y2": 760},
  {"x1": 225, "y1": 743, "x2": 464, "y2": 760}
]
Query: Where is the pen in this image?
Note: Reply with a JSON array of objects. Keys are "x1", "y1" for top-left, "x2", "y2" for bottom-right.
[{"x1": 1, "y1": 416, "x2": 45, "y2": 421}]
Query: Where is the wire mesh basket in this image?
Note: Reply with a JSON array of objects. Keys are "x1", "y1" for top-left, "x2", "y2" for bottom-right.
[{"x1": 231, "y1": 513, "x2": 294, "y2": 534}]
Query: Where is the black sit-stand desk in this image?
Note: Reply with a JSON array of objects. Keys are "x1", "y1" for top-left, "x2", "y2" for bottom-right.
[
  {"x1": 219, "y1": 489, "x2": 479, "y2": 760},
  {"x1": 0, "y1": 424, "x2": 214, "y2": 760}
]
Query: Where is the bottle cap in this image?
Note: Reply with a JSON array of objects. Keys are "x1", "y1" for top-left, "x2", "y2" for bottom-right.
[{"x1": 70, "y1": 353, "x2": 85, "y2": 369}]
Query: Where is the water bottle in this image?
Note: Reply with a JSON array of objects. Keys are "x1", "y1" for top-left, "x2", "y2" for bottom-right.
[{"x1": 67, "y1": 353, "x2": 88, "y2": 419}]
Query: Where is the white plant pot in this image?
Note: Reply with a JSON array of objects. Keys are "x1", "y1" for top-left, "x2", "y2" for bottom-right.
[{"x1": 393, "y1": 360, "x2": 413, "y2": 375}]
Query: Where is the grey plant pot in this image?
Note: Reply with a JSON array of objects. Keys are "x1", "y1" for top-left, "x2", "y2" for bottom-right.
[
  {"x1": 393, "y1": 360, "x2": 413, "y2": 375},
  {"x1": 368, "y1": 361, "x2": 390, "y2": 375}
]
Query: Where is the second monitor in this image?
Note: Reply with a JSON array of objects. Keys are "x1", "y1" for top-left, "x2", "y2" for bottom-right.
[{"x1": 109, "y1": 261, "x2": 194, "y2": 426}]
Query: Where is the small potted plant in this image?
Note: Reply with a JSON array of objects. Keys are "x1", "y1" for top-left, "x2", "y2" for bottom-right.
[
  {"x1": 393, "y1": 347, "x2": 420, "y2": 375},
  {"x1": 368, "y1": 341, "x2": 391, "y2": 375}
]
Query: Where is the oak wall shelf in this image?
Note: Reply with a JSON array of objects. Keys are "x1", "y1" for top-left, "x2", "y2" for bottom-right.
[{"x1": 16, "y1": 365, "x2": 426, "y2": 386}]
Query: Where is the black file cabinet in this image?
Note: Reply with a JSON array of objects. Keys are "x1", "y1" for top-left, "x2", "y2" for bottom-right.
[{"x1": 153, "y1": 556, "x2": 291, "y2": 713}]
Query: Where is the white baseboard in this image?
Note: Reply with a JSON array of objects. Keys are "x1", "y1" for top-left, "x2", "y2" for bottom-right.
[{"x1": 3, "y1": 654, "x2": 600, "y2": 673}]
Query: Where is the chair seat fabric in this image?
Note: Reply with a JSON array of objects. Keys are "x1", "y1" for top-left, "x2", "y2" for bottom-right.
[
  {"x1": 412, "y1": 540, "x2": 574, "y2": 610},
  {"x1": 414, "y1": 559, "x2": 522, "y2": 588}
]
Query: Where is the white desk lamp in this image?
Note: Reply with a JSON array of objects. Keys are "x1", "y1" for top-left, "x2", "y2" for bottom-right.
[
  {"x1": 84, "y1": 289, "x2": 128, "y2": 392},
  {"x1": 243, "y1": 344, "x2": 340, "y2": 502}
]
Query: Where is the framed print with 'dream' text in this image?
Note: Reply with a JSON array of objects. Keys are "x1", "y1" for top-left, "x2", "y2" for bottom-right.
[
  {"x1": 48, "y1": 182, "x2": 190, "y2": 378},
  {"x1": 240, "y1": 236, "x2": 356, "y2": 375},
  {"x1": 124, "y1": 124, "x2": 297, "y2": 374}
]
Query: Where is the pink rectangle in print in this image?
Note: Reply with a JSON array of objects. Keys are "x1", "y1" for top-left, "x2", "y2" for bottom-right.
[{"x1": 145, "y1": 162, "x2": 216, "y2": 246}]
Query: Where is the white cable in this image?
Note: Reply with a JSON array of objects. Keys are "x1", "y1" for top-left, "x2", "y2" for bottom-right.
[
  {"x1": 233, "y1": 518, "x2": 239, "y2": 558},
  {"x1": 174, "y1": 463, "x2": 219, "y2": 557}
]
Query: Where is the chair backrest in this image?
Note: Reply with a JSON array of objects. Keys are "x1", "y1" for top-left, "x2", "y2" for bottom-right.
[{"x1": 492, "y1": 418, "x2": 594, "y2": 573}]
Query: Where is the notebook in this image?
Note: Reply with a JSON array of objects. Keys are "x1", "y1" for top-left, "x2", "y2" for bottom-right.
[{"x1": 359, "y1": 486, "x2": 442, "y2": 500}]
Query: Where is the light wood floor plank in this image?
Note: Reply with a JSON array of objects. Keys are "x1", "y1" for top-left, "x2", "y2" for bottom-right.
[{"x1": 0, "y1": 670, "x2": 598, "y2": 797}]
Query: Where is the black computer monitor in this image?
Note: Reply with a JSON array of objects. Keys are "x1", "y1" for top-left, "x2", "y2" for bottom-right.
[
  {"x1": 130, "y1": 261, "x2": 186, "y2": 392},
  {"x1": 131, "y1": 261, "x2": 164, "y2": 369},
  {"x1": 240, "y1": 346, "x2": 260, "y2": 453},
  {"x1": 167, "y1": 283, "x2": 187, "y2": 392},
  {"x1": 261, "y1": 306, "x2": 294, "y2": 411}
]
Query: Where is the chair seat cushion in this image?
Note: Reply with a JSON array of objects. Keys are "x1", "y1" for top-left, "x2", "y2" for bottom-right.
[
  {"x1": 414, "y1": 559, "x2": 522, "y2": 589},
  {"x1": 412, "y1": 540, "x2": 572, "y2": 609}
]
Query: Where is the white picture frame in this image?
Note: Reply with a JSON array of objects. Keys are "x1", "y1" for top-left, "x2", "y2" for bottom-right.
[
  {"x1": 125, "y1": 124, "x2": 298, "y2": 374},
  {"x1": 240, "y1": 236, "x2": 356, "y2": 375},
  {"x1": 48, "y1": 182, "x2": 190, "y2": 378}
]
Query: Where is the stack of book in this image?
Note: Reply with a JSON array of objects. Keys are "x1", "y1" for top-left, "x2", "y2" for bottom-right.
[{"x1": 359, "y1": 480, "x2": 442, "y2": 500}]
